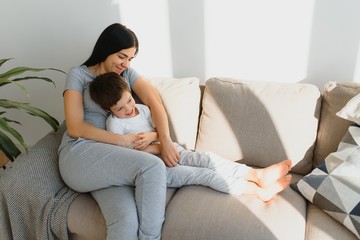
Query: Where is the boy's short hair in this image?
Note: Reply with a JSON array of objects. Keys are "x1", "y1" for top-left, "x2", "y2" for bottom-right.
[{"x1": 89, "y1": 72, "x2": 130, "y2": 111}]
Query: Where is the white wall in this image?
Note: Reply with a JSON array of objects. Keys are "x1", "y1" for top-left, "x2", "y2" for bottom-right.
[{"x1": 1, "y1": 0, "x2": 360, "y2": 146}]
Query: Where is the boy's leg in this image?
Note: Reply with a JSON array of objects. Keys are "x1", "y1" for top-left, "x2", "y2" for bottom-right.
[
  {"x1": 244, "y1": 160, "x2": 292, "y2": 188},
  {"x1": 175, "y1": 144, "x2": 250, "y2": 178},
  {"x1": 166, "y1": 165, "x2": 246, "y2": 195},
  {"x1": 178, "y1": 147, "x2": 291, "y2": 190},
  {"x1": 242, "y1": 175, "x2": 292, "y2": 202}
]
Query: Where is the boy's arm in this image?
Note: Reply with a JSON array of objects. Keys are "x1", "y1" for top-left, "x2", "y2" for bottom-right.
[
  {"x1": 141, "y1": 143, "x2": 161, "y2": 155},
  {"x1": 134, "y1": 131, "x2": 159, "y2": 150}
]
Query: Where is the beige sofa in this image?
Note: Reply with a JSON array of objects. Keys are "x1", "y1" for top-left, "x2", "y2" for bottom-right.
[{"x1": 1, "y1": 77, "x2": 359, "y2": 240}]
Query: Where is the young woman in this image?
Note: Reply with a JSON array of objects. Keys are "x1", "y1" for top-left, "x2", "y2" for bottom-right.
[{"x1": 58, "y1": 23, "x2": 177, "y2": 240}]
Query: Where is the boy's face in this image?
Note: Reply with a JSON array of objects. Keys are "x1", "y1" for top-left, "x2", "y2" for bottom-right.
[{"x1": 110, "y1": 91, "x2": 137, "y2": 118}]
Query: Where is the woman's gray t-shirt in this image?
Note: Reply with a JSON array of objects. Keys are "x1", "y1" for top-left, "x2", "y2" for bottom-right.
[{"x1": 59, "y1": 65, "x2": 140, "y2": 149}]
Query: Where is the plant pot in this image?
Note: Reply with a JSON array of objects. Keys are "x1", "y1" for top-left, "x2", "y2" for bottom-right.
[{"x1": 0, "y1": 150, "x2": 9, "y2": 168}]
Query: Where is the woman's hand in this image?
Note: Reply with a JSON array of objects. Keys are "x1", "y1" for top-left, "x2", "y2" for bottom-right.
[
  {"x1": 160, "y1": 137, "x2": 180, "y2": 167},
  {"x1": 114, "y1": 134, "x2": 140, "y2": 149}
]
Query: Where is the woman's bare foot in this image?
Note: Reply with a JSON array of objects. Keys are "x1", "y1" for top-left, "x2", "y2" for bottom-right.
[
  {"x1": 256, "y1": 175, "x2": 292, "y2": 202},
  {"x1": 247, "y1": 160, "x2": 292, "y2": 188}
]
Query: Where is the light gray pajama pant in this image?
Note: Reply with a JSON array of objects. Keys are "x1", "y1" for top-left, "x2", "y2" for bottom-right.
[
  {"x1": 59, "y1": 139, "x2": 166, "y2": 240},
  {"x1": 169, "y1": 143, "x2": 251, "y2": 195},
  {"x1": 59, "y1": 140, "x2": 251, "y2": 240}
]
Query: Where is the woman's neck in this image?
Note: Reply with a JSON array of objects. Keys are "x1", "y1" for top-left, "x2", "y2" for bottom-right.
[{"x1": 88, "y1": 64, "x2": 104, "y2": 76}]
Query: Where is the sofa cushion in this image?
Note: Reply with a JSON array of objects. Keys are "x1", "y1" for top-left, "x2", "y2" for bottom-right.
[
  {"x1": 67, "y1": 193, "x2": 106, "y2": 240},
  {"x1": 147, "y1": 77, "x2": 201, "y2": 150},
  {"x1": 196, "y1": 77, "x2": 321, "y2": 175},
  {"x1": 67, "y1": 188, "x2": 178, "y2": 240},
  {"x1": 296, "y1": 125, "x2": 360, "y2": 238},
  {"x1": 313, "y1": 81, "x2": 360, "y2": 167},
  {"x1": 306, "y1": 204, "x2": 359, "y2": 240},
  {"x1": 162, "y1": 185, "x2": 306, "y2": 240},
  {"x1": 337, "y1": 92, "x2": 360, "y2": 125}
]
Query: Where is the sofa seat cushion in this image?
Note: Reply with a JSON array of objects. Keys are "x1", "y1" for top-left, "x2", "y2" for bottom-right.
[
  {"x1": 196, "y1": 77, "x2": 321, "y2": 175},
  {"x1": 161, "y1": 185, "x2": 306, "y2": 240},
  {"x1": 305, "y1": 204, "x2": 359, "y2": 240},
  {"x1": 67, "y1": 188, "x2": 178, "y2": 240},
  {"x1": 67, "y1": 193, "x2": 106, "y2": 240}
]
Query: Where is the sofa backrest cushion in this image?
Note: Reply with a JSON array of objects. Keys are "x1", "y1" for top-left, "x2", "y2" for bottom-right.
[
  {"x1": 195, "y1": 77, "x2": 321, "y2": 175},
  {"x1": 147, "y1": 77, "x2": 201, "y2": 150},
  {"x1": 313, "y1": 81, "x2": 360, "y2": 167}
]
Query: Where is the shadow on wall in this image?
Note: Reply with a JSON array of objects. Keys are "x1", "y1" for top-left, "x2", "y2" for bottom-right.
[
  {"x1": 167, "y1": 0, "x2": 206, "y2": 80},
  {"x1": 303, "y1": 0, "x2": 360, "y2": 88}
]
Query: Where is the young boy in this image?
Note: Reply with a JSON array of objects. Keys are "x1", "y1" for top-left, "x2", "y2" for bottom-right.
[{"x1": 89, "y1": 72, "x2": 292, "y2": 202}]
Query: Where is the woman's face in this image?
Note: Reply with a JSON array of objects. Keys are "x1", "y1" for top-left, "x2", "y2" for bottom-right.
[
  {"x1": 102, "y1": 47, "x2": 137, "y2": 74},
  {"x1": 110, "y1": 90, "x2": 137, "y2": 119}
]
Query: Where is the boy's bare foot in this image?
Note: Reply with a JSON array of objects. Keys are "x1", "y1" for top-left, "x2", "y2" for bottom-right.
[
  {"x1": 251, "y1": 160, "x2": 292, "y2": 188},
  {"x1": 257, "y1": 175, "x2": 292, "y2": 202}
]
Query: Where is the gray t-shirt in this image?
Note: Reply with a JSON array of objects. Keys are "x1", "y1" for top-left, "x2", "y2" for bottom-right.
[{"x1": 59, "y1": 65, "x2": 140, "y2": 148}]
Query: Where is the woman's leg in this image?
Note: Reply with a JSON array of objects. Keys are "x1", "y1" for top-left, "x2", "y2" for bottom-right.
[
  {"x1": 59, "y1": 140, "x2": 166, "y2": 240},
  {"x1": 91, "y1": 186, "x2": 138, "y2": 240}
]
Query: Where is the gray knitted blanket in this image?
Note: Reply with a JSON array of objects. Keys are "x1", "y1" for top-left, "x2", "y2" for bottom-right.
[{"x1": 0, "y1": 124, "x2": 78, "y2": 240}]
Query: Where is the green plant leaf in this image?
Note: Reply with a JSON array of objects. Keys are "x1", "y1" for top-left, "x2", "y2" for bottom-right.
[
  {"x1": 0, "y1": 58, "x2": 12, "y2": 68},
  {"x1": 2, "y1": 116, "x2": 21, "y2": 125},
  {"x1": 10, "y1": 76, "x2": 55, "y2": 86},
  {"x1": 0, "y1": 117, "x2": 28, "y2": 152},
  {"x1": 0, "y1": 131, "x2": 21, "y2": 161},
  {"x1": 0, "y1": 66, "x2": 65, "y2": 79},
  {"x1": 0, "y1": 76, "x2": 56, "y2": 89},
  {"x1": 0, "y1": 99, "x2": 59, "y2": 131},
  {"x1": 0, "y1": 58, "x2": 63, "y2": 162},
  {"x1": 0, "y1": 77, "x2": 29, "y2": 94}
]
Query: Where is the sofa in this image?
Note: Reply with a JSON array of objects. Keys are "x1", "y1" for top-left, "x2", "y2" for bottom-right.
[{"x1": 1, "y1": 77, "x2": 359, "y2": 240}]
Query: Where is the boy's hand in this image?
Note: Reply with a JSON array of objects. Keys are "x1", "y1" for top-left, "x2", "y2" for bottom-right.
[{"x1": 134, "y1": 132, "x2": 158, "y2": 150}]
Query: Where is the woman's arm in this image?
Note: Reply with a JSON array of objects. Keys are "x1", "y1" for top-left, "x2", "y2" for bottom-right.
[
  {"x1": 132, "y1": 77, "x2": 180, "y2": 167},
  {"x1": 64, "y1": 89, "x2": 138, "y2": 148}
]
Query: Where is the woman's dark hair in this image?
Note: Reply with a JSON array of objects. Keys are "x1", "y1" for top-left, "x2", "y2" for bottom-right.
[
  {"x1": 89, "y1": 72, "x2": 130, "y2": 111},
  {"x1": 83, "y1": 23, "x2": 139, "y2": 66}
]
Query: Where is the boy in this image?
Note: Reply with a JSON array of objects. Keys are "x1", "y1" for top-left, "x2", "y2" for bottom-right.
[{"x1": 89, "y1": 72, "x2": 292, "y2": 202}]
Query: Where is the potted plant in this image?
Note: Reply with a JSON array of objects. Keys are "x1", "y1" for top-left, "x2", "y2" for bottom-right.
[{"x1": 0, "y1": 58, "x2": 65, "y2": 164}]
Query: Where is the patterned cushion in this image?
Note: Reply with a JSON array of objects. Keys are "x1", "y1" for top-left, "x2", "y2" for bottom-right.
[
  {"x1": 297, "y1": 125, "x2": 360, "y2": 238},
  {"x1": 337, "y1": 92, "x2": 360, "y2": 125}
]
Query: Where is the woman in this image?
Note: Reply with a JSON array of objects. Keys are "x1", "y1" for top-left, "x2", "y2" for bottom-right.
[{"x1": 58, "y1": 23, "x2": 178, "y2": 240}]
